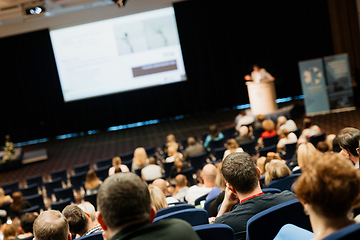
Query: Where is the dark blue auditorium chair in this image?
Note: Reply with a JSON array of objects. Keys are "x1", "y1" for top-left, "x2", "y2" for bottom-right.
[
  {"x1": 70, "y1": 171, "x2": 87, "y2": 190},
  {"x1": 50, "y1": 168, "x2": 68, "y2": 185},
  {"x1": 193, "y1": 223, "x2": 235, "y2": 240},
  {"x1": 263, "y1": 135, "x2": 279, "y2": 148},
  {"x1": 44, "y1": 177, "x2": 62, "y2": 199},
  {"x1": 156, "y1": 204, "x2": 195, "y2": 218},
  {"x1": 95, "y1": 166, "x2": 109, "y2": 181},
  {"x1": 267, "y1": 173, "x2": 301, "y2": 191},
  {"x1": 20, "y1": 183, "x2": 39, "y2": 197},
  {"x1": 118, "y1": 151, "x2": 134, "y2": 161},
  {"x1": 73, "y1": 163, "x2": 90, "y2": 174},
  {"x1": 176, "y1": 167, "x2": 195, "y2": 186},
  {"x1": 309, "y1": 132, "x2": 326, "y2": 148},
  {"x1": 323, "y1": 223, "x2": 360, "y2": 240},
  {"x1": 2, "y1": 181, "x2": 19, "y2": 193},
  {"x1": 239, "y1": 139, "x2": 257, "y2": 156},
  {"x1": 259, "y1": 145, "x2": 277, "y2": 157},
  {"x1": 23, "y1": 193, "x2": 45, "y2": 210},
  {"x1": 54, "y1": 186, "x2": 75, "y2": 203},
  {"x1": 246, "y1": 199, "x2": 312, "y2": 240},
  {"x1": 153, "y1": 208, "x2": 209, "y2": 226},
  {"x1": 204, "y1": 195, "x2": 218, "y2": 217},
  {"x1": 190, "y1": 152, "x2": 207, "y2": 173},
  {"x1": 194, "y1": 193, "x2": 209, "y2": 206},
  {"x1": 84, "y1": 192, "x2": 97, "y2": 210},
  {"x1": 20, "y1": 205, "x2": 40, "y2": 215},
  {"x1": 96, "y1": 157, "x2": 112, "y2": 169},
  {"x1": 283, "y1": 142, "x2": 297, "y2": 160},
  {"x1": 26, "y1": 174, "x2": 43, "y2": 188},
  {"x1": 214, "y1": 146, "x2": 227, "y2": 160},
  {"x1": 51, "y1": 198, "x2": 71, "y2": 212}
]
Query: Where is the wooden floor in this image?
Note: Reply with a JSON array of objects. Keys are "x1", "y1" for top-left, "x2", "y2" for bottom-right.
[{"x1": 1, "y1": 99, "x2": 360, "y2": 187}]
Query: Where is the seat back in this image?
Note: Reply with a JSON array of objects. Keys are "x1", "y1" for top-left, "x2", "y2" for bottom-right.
[
  {"x1": 26, "y1": 174, "x2": 43, "y2": 188},
  {"x1": 283, "y1": 142, "x2": 297, "y2": 160},
  {"x1": 23, "y1": 193, "x2": 45, "y2": 210},
  {"x1": 259, "y1": 145, "x2": 277, "y2": 157},
  {"x1": 323, "y1": 223, "x2": 360, "y2": 240},
  {"x1": 95, "y1": 166, "x2": 109, "y2": 181},
  {"x1": 263, "y1": 135, "x2": 279, "y2": 148},
  {"x1": 156, "y1": 204, "x2": 195, "y2": 217},
  {"x1": 20, "y1": 183, "x2": 39, "y2": 197},
  {"x1": 176, "y1": 167, "x2": 195, "y2": 186},
  {"x1": 54, "y1": 186, "x2": 75, "y2": 203},
  {"x1": 96, "y1": 157, "x2": 112, "y2": 169},
  {"x1": 221, "y1": 126, "x2": 236, "y2": 141},
  {"x1": 194, "y1": 193, "x2": 209, "y2": 206},
  {"x1": 77, "y1": 231, "x2": 103, "y2": 240},
  {"x1": 121, "y1": 160, "x2": 133, "y2": 172},
  {"x1": 74, "y1": 163, "x2": 90, "y2": 174},
  {"x1": 70, "y1": 171, "x2": 87, "y2": 190},
  {"x1": 208, "y1": 139, "x2": 225, "y2": 155},
  {"x1": 292, "y1": 128, "x2": 302, "y2": 138},
  {"x1": 253, "y1": 128, "x2": 264, "y2": 141},
  {"x1": 204, "y1": 195, "x2": 218, "y2": 217},
  {"x1": 309, "y1": 132, "x2": 326, "y2": 148},
  {"x1": 2, "y1": 181, "x2": 19, "y2": 193},
  {"x1": 246, "y1": 199, "x2": 312, "y2": 240},
  {"x1": 267, "y1": 173, "x2": 301, "y2": 191},
  {"x1": 190, "y1": 152, "x2": 207, "y2": 172},
  {"x1": 145, "y1": 146, "x2": 156, "y2": 157},
  {"x1": 50, "y1": 169, "x2": 68, "y2": 185},
  {"x1": 153, "y1": 208, "x2": 209, "y2": 226},
  {"x1": 162, "y1": 162, "x2": 174, "y2": 179},
  {"x1": 118, "y1": 151, "x2": 134, "y2": 162},
  {"x1": 213, "y1": 146, "x2": 227, "y2": 160},
  {"x1": 44, "y1": 178, "x2": 62, "y2": 199},
  {"x1": 239, "y1": 139, "x2": 257, "y2": 156},
  {"x1": 20, "y1": 205, "x2": 41, "y2": 216},
  {"x1": 51, "y1": 198, "x2": 71, "y2": 212},
  {"x1": 84, "y1": 192, "x2": 97, "y2": 210},
  {"x1": 193, "y1": 223, "x2": 235, "y2": 240}
]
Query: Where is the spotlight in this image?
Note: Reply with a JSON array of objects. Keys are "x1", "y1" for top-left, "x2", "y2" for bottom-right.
[
  {"x1": 112, "y1": 0, "x2": 127, "y2": 8},
  {"x1": 25, "y1": 5, "x2": 45, "y2": 15}
]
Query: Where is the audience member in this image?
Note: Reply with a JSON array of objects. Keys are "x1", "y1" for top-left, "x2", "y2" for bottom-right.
[
  {"x1": 33, "y1": 210, "x2": 71, "y2": 240},
  {"x1": 96, "y1": 173, "x2": 200, "y2": 240},
  {"x1": 2, "y1": 223, "x2": 16, "y2": 240},
  {"x1": 260, "y1": 119, "x2": 276, "y2": 141},
  {"x1": 276, "y1": 116, "x2": 297, "y2": 135},
  {"x1": 182, "y1": 137, "x2": 206, "y2": 162},
  {"x1": 141, "y1": 157, "x2": 163, "y2": 181},
  {"x1": 294, "y1": 142, "x2": 318, "y2": 171},
  {"x1": 294, "y1": 153, "x2": 360, "y2": 240},
  {"x1": 337, "y1": 127, "x2": 360, "y2": 168},
  {"x1": 203, "y1": 124, "x2": 224, "y2": 149},
  {"x1": 78, "y1": 202, "x2": 97, "y2": 225},
  {"x1": 214, "y1": 152, "x2": 296, "y2": 240},
  {"x1": 235, "y1": 110, "x2": 255, "y2": 132},
  {"x1": 208, "y1": 162, "x2": 227, "y2": 216},
  {"x1": 62, "y1": 204, "x2": 102, "y2": 237},
  {"x1": 16, "y1": 212, "x2": 38, "y2": 239},
  {"x1": 148, "y1": 185, "x2": 168, "y2": 211},
  {"x1": 325, "y1": 134, "x2": 336, "y2": 152},
  {"x1": 132, "y1": 147, "x2": 148, "y2": 173},
  {"x1": 10, "y1": 192, "x2": 31, "y2": 218},
  {"x1": 152, "y1": 178, "x2": 178, "y2": 204},
  {"x1": 276, "y1": 128, "x2": 297, "y2": 151},
  {"x1": 186, "y1": 164, "x2": 217, "y2": 205},
  {"x1": 165, "y1": 134, "x2": 179, "y2": 151},
  {"x1": 253, "y1": 114, "x2": 265, "y2": 129},
  {"x1": 165, "y1": 146, "x2": 182, "y2": 163},
  {"x1": 235, "y1": 126, "x2": 253, "y2": 144},
  {"x1": 114, "y1": 167, "x2": 122, "y2": 174},
  {"x1": 169, "y1": 155, "x2": 191, "y2": 179},
  {"x1": 108, "y1": 156, "x2": 129, "y2": 176},
  {"x1": 332, "y1": 135, "x2": 341, "y2": 153},
  {"x1": 0, "y1": 188, "x2": 12, "y2": 207},
  {"x1": 172, "y1": 174, "x2": 189, "y2": 202},
  {"x1": 256, "y1": 156, "x2": 266, "y2": 176},
  {"x1": 223, "y1": 139, "x2": 243, "y2": 160},
  {"x1": 264, "y1": 161, "x2": 292, "y2": 184},
  {"x1": 298, "y1": 118, "x2": 321, "y2": 143},
  {"x1": 84, "y1": 170, "x2": 102, "y2": 195},
  {"x1": 316, "y1": 141, "x2": 329, "y2": 153}
]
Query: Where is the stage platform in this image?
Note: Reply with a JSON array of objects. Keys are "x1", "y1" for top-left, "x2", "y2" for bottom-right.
[{"x1": 23, "y1": 149, "x2": 48, "y2": 164}]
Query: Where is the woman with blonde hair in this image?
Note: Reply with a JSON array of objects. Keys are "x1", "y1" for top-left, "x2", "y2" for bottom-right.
[
  {"x1": 84, "y1": 169, "x2": 102, "y2": 195},
  {"x1": 222, "y1": 139, "x2": 243, "y2": 160},
  {"x1": 0, "y1": 188, "x2": 12, "y2": 207},
  {"x1": 131, "y1": 147, "x2": 148, "y2": 173},
  {"x1": 293, "y1": 153, "x2": 360, "y2": 239},
  {"x1": 108, "y1": 156, "x2": 129, "y2": 176},
  {"x1": 264, "y1": 161, "x2": 292, "y2": 184},
  {"x1": 2, "y1": 223, "x2": 17, "y2": 240},
  {"x1": 296, "y1": 142, "x2": 319, "y2": 169},
  {"x1": 148, "y1": 185, "x2": 168, "y2": 211}
]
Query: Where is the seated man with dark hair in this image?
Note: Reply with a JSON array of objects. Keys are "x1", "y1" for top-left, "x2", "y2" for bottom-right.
[
  {"x1": 214, "y1": 152, "x2": 296, "y2": 240},
  {"x1": 183, "y1": 137, "x2": 206, "y2": 162},
  {"x1": 17, "y1": 212, "x2": 38, "y2": 240},
  {"x1": 62, "y1": 204, "x2": 102, "y2": 237},
  {"x1": 96, "y1": 173, "x2": 200, "y2": 240},
  {"x1": 337, "y1": 127, "x2": 360, "y2": 168},
  {"x1": 33, "y1": 210, "x2": 71, "y2": 240}
]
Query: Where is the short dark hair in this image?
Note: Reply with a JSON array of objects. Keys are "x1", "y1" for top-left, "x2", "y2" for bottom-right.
[
  {"x1": 33, "y1": 210, "x2": 69, "y2": 240},
  {"x1": 97, "y1": 173, "x2": 151, "y2": 230},
  {"x1": 338, "y1": 127, "x2": 360, "y2": 157},
  {"x1": 20, "y1": 212, "x2": 37, "y2": 233},
  {"x1": 62, "y1": 204, "x2": 88, "y2": 235},
  {"x1": 221, "y1": 152, "x2": 259, "y2": 194},
  {"x1": 316, "y1": 141, "x2": 329, "y2": 153}
]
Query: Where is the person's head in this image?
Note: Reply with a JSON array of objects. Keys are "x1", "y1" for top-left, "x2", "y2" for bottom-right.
[
  {"x1": 226, "y1": 139, "x2": 239, "y2": 151},
  {"x1": 62, "y1": 204, "x2": 89, "y2": 236},
  {"x1": 326, "y1": 134, "x2": 336, "y2": 152},
  {"x1": 264, "y1": 161, "x2": 292, "y2": 184},
  {"x1": 20, "y1": 212, "x2": 38, "y2": 234},
  {"x1": 253, "y1": 64, "x2": 259, "y2": 72},
  {"x1": 166, "y1": 134, "x2": 176, "y2": 143},
  {"x1": 221, "y1": 152, "x2": 260, "y2": 194},
  {"x1": 86, "y1": 169, "x2": 99, "y2": 183},
  {"x1": 112, "y1": 156, "x2": 122, "y2": 166},
  {"x1": 294, "y1": 153, "x2": 360, "y2": 220},
  {"x1": 167, "y1": 146, "x2": 177, "y2": 157},
  {"x1": 2, "y1": 223, "x2": 16, "y2": 240},
  {"x1": 148, "y1": 185, "x2": 168, "y2": 211},
  {"x1": 174, "y1": 157, "x2": 184, "y2": 170},
  {"x1": 256, "y1": 156, "x2": 266, "y2": 174},
  {"x1": 114, "y1": 167, "x2": 122, "y2": 173},
  {"x1": 78, "y1": 202, "x2": 96, "y2": 223},
  {"x1": 337, "y1": 127, "x2": 360, "y2": 159},
  {"x1": 33, "y1": 210, "x2": 70, "y2": 240},
  {"x1": 209, "y1": 124, "x2": 220, "y2": 138},
  {"x1": 215, "y1": 162, "x2": 226, "y2": 191},
  {"x1": 332, "y1": 136, "x2": 341, "y2": 153},
  {"x1": 175, "y1": 174, "x2": 187, "y2": 188},
  {"x1": 303, "y1": 118, "x2": 312, "y2": 129},
  {"x1": 12, "y1": 191, "x2": 23, "y2": 203},
  {"x1": 200, "y1": 164, "x2": 217, "y2": 186},
  {"x1": 262, "y1": 119, "x2": 275, "y2": 132},
  {"x1": 239, "y1": 126, "x2": 249, "y2": 136},
  {"x1": 297, "y1": 142, "x2": 318, "y2": 168},
  {"x1": 96, "y1": 173, "x2": 154, "y2": 237},
  {"x1": 151, "y1": 178, "x2": 167, "y2": 195},
  {"x1": 133, "y1": 147, "x2": 147, "y2": 166},
  {"x1": 316, "y1": 141, "x2": 329, "y2": 153},
  {"x1": 256, "y1": 114, "x2": 265, "y2": 123},
  {"x1": 281, "y1": 128, "x2": 290, "y2": 138},
  {"x1": 187, "y1": 137, "x2": 197, "y2": 146},
  {"x1": 148, "y1": 156, "x2": 156, "y2": 165},
  {"x1": 277, "y1": 116, "x2": 287, "y2": 126}
]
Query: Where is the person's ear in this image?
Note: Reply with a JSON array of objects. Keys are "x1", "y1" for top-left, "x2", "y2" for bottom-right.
[
  {"x1": 67, "y1": 233, "x2": 72, "y2": 240},
  {"x1": 150, "y1": 206, "x2": 157, "y2": 223},
  {"x1": 256, "y1": 166, "x2": 261, "y2": 179},
  {"x1": 96, "y1": 212, "x2": 108, "y2": 231},
  {"x1": 84, "y1": 212, "x2": 90, "y2": 218},
  {"x1": 226, "y1": 183, "x2": 236, "y2": 194}
]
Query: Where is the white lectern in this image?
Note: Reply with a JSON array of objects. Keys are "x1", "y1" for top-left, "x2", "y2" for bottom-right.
[{"x1": 246, "y1": 80, "x2": 278, "y2": 115}]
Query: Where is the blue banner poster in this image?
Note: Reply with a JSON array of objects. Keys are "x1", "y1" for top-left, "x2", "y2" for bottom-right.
[
  {"x1": 298, "y1": 58, "x2": 330, "y2": 115},
  {"x1": 323, "y1": 53, "x2": 355, "y2": 111}
]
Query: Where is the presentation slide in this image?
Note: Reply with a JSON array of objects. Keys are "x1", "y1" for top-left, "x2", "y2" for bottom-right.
[{"x1": 50, "y1": 7, "x2": 186, "y2": 102}]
